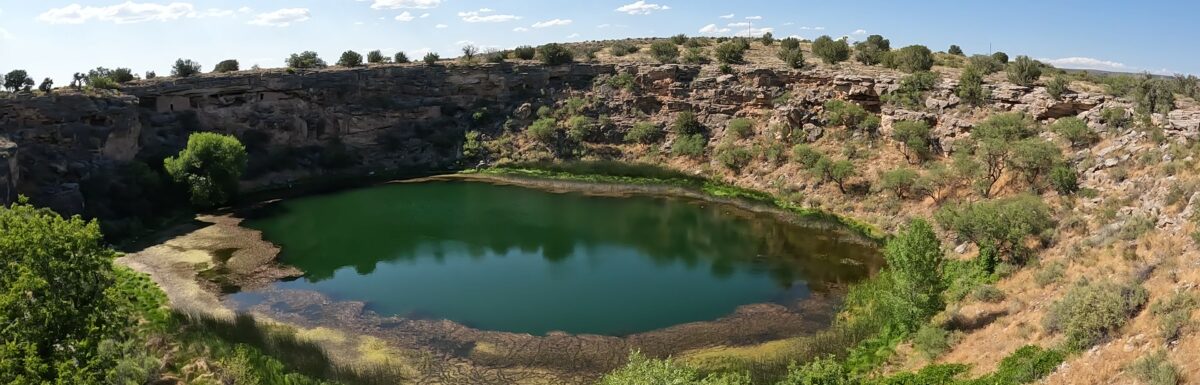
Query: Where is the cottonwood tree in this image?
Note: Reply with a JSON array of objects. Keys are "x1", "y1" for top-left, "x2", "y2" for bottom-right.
[
  {"x1": 812, "y1": 35, "x2": 850, "y2": 64},
  {"x1": 884, "y1": 219, "x2": 947, "y2": 330},
  {"x1": 164, "y1": 132, "x2": 247, "y2": 207},
  {"x1": 286, "y1": 51, "x2": 327, "y2": 69},
  {"x1": 891, "y1": 120, "x2": 932, "y2": 164},
  {"x1": 3, "y1": 70, "x2": 31, "y2": 92},
  {"x1": 337, "y1": 50, "x2": 364, "y2": 67},
  {"x1": 171, "y1": 59, "x2": 202, "y2": 77}
]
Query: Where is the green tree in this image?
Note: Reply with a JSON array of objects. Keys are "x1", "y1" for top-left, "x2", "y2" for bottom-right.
[
  {"x1": 992, "y1": 51, "x2": 1009, "y2": 64},
  {"x1": 513, "y1": 45, "x2": 536, "y2": 60},
  {"x1": 891, "y1": 120, "x2": 932, "y2": 164},
  {"x1": 423, "y1": 52, "x2": 441, "y2": 65},
  {"x1": 957, "y1": 66, "x2": 990, "y2": 106},
  {"x1": 394, "y1": 51, "x2": 410, "y2": 64},
  {"x1": 1133, "y1": 77, "x2": 1176, "y2": 115},
  {"x1": 672, "y1": 110, "x2": 704, "y2": 135},
  {"x1": 947, "y1": 44, "x2": 964, "y2": 56},
  {"x1": 0, "y1": 198, "x2": 124, "y2": 384},
  {"x1": 460, "y1": 45, "x2": 479, "y2": 63},
  {"x1": 213, "y1": 59, "x2": 240, "y2": 73},
  {"x1": 780, "y1": 37, "x2": 801, "y2": 51},
  {"x1": 527, "y1": 117, "x2": 559, "y2": 146},
  {"x1": 649, "y1": 41, "x2": 680, "y2": 63},
  {"x1": 1008, "y1": 137, "x2": 1063, "y2": 191},
  {"x1": 286, "y1": 51, "x2": 327, "y2": 69},
  {"x1": 171, "y1": 59, "x2": 202, "y2": 77},
  {"x1": 889, "y1": 45, "x2": 934, "y2": 72},
  {"x1": 759, "y1": 32, "x2": 775, "y2": 46},
  {"x1": 812, "y1": 35, "x2": 850, "y2": 64},
  {"x1": 367, "y1": 50, "x2": 387, "y2": 64},
  {"x1": 1006, "y1": 55, "x2": 1042, "y2": 86},
  {"x1": 163, "y1": 132, "x2": 248, "y2": 207},
  {"x1": 538, "y1": 43, "x2": 574, "y2": 65},
  {"x1": 881, "y1": 167, "x2": 920, "y2": 198},
  {"x1": 1049, "y1": 165, "x2": 1079, "y2": 195},
  {"x1": 885, "y1": 219, "x2": 947, "y2": 329},
  {"x1": 3, "y1": 69, "x2": 31, "y2": 92},
  {"x1": 884, "y1": 71, "x2": 938, "y2": 108},
  {"x1": 37, "y1": 78, "x2": 53, "y2": 93},
  {"x1": 935, "y1": 194, "x2": 1053, "y2": 262},
  {"x1": 337, "y1": 50, "x2": 364, "y2": 67},
  {"x1": 829, "y1": 159, "x2": 856, "y2": 193},
  {"x1": 1051, "y1": 117, "x2": 1096, "y2": 148},
  {"x1": 854, "y1": 34, "x2": 891, "y2": 65}
]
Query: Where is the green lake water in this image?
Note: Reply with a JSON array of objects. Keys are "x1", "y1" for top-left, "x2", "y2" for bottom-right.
[{"x1": 240, "y1": 180, "x2": 880, "y2": 335}]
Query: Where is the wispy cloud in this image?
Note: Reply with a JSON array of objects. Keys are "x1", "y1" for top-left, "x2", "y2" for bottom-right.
[
  {"x1": 615, "y1": 1, "x2": 670, "y2": 15},
  {"x1": 366, "y1": 0, "x2": 442, "y2": 10},
  {"x1": 1040, "y1": 57, "x2": 1130, "y2": 72},
  {"x1": 458, "y1": 9, "x2": 520, "y2": 23},
  {"x1": 851, "y1": 29, "x2": 867, "y2": 35},
  {"x1": 248, "y1": 8, "x2": 310, "y2": 27},
  {"x1": 531, "y1": 18, "x2": 572, "y2": 28},
  {"x1": 394, "y1": 11, "x2": 414, "y2": 21},
  {"x1": 699, "y1": 23, "x2": 730, "y2": 35},
  {"x1": 36, "y1": 2, "x2": 230, "y2": 24}
]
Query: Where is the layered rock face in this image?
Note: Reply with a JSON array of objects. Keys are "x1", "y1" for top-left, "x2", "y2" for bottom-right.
[{"x1": 1, "y1": 63, "x2": 1194, "y2": 227}]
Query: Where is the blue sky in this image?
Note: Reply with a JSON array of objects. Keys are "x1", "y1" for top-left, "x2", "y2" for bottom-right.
[{"x1": 1, "y1": 0, "x2": 1197, "y2": 85}]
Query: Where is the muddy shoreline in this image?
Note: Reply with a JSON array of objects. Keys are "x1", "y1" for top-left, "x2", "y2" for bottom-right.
[{"x1": 119, "y1": 173, "x2": 880, "y2": 384}]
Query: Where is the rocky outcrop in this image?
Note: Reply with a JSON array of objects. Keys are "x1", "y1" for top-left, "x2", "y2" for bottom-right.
[{"x1": 0, "y1": 135, "x2": 16, "y2": 204}]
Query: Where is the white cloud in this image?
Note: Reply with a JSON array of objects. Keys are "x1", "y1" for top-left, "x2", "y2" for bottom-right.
[
  {"x1": 1039, "y1": 57, "x2": 1129, "y2": 72},
  {"x1": 699, "y1": 23, "x2": 730, "y2": 35},
  {"x1": 458, "y1": 9, "x2": 520, "y2": 23},
  {"x1": 354, "y1": 21, "x2": 365, "y2": 25},
  {"x1": 719, "y1": 13, "x2": 734, "y2": 19},
  {"x1": 567, "y1": 33, "x2": 580, "y2": 38},
  {"x1": 513, "y1": 27, "x2": 529, "y2": 32},
  {"x1": 367, "y1": 0, "x2": 442, "y2": 10},
  {"x1": 531, "y1": 18, "x2": 571, "y2": 28},
  {"x1": 851, "y1": 29, "x2": 867, "y2": 35},
  {"x1": 394, "y1": 11, "x2": 414, "y2": 21},
  {"x1": 435, "y1": 23, "x2": 448, "y2": 28},
  {"x1": 419, "y1": 12, "x2": 430, "y2": 18},
  {"x1": 799, "y1": 26, "x2": 825, "y2": 30},
  {"x1": 782, "y1": 22, "x2": 794, "y2": 26},
  {"x1": 248, "y1": 8, "x2": 310, "y2": 27},
  {"x1": 38, "y1": 2, "x2": 195, "y2": 24},
  {"x1": 0, "y1": 27, "x2": 12, "y2": 41},
  {"x1": 744, "y1": 15, "x2": 762, "y2": 20},
  {"x1": 615, "y1": 1, "x2": 670, "y2": 15},
  {"x1": 237, "y1": 6, "x2": 252, "y2": 13}
]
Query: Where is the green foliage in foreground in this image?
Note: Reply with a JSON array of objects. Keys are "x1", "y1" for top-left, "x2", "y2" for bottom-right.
[
  {"x1": 164, "y1": 132, "x2": 248, "y2": 207},
  {"x1": 601, "y1": 351, "x2": 751, "y2": 385},
  {"x1": 0, "y1": 199, "x2": 123, "y2": 384}
]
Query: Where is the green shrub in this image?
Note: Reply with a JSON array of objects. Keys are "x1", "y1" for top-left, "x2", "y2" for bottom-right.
[
  {"x1": 957, "y1": 66, "x2": 990, "y2": 106},
  {"x1": 726, "y1": 118, "x2": 754, "y2": 138},
  {"x1": 715, "y1": 41, "x2": 746, "y2": 64},
  {"x1": 213, "y1": 59, "x2": 240, "y2": 73},
  {"x1": 566, "y1": 116, "x2": 596, "y2": 142},
  {"x1": 974, "y1": 345, "x2": 1064, "y2": 385},
  {"x1": 812, "y1": 35, "x2": 850, "y2": 64},
  {"x1": 1128, "y1": 351, "x2": 1180, "y2": 385},
  {"x1": 171, "y1": 58, "x2": 202, "y2": 77},
  {"x1": 992, "y1": 51, "x2": 1009, "y2": 64},
  {"x1": 880, "y1": 167, "x2": 919, "y2": 198},
  {"x1": 913, "y1": 325, "x2": 953, "y2": 359},
  {"x1": 891, "y1": 120, "x2": 932, "y2": 164},
  {"x1": 1006, "y1": 55, "x2": 1042, "y2": 86},
  {"x1": 778, "y1": 48, "x2": 804, "y2": 69},
  {"x1": 538, "y1": 43, "x2": 574, "y2": 65},
  {"x1": 164, "y1": 132, "x2": 248, "y2": 207},
  {"x1": 889, "y1": 45, "x2": 934, "y2": 72},
  {"x1": 682, "y1": 48, "x2": 709, "y2": 64},
  {"x1": 609, "y1": 42, "x2": 639, "y2": 57},
  {"x1": 1044, "y1": 280, "x2": 1148, "y2": 351},
  {"x1": 1007, "y1": 137, "x2": 1063, "y2": 190},
  {"x1": 948, "y1": 44, "x2": 964, "y2": 56},
  {"x1": 604, "y1": 72, "x2": 636, "y2": 91},
  {"x1": 1046, "y1": 75, "x2": 1070, "y2": 99},
  {"x1": 1050, "y1": 117, "x2": 1095, "y2": 148},
  {"x1": 792, "y1": 144, "x2": 825, "y2": 168},
  {"x1": 778, "y1": 356, "x2": 848, "y2": 385},
  {"x1": 854, "y1": 35, "x2": 891, "y2": 65},
  {"x1": 672, "y1": 110, "x2": 704, "y2": 135},
  {"x1": 883, "y1": 71, "x2": 938, "y2": 109},
  {"x1": 393, "y1": 51, "x2": 410, "y2": 63},
  {"x1": 759, "y1": 32, "x2": 775, "y2": 46},
  {"x1": 780, "y1": 37, "x2": 801, "y2": 52},
  {"x1": 599, "y1": 351, "x2": 750, "y2": 385},
  {"x1": 967, "y1": 54, "x2": 1003, "y2": 74},
  {"x1": 1031, "y1": 262, "x2": 1065, "y2": 288},
  {"x1": 670, "y1": 34, "x2": 688, "y2": 45},
  {"x1": 974, "y1": 112, "x2": 1038, "y2": 141},
  {"x1": 824, "y1": 100, "x2": 878, "y2": 132},
  {"x1": 885, "y1": 219, "x2": 947, "y2": 329},
  {"x1": 1102, "y1": 107, "x2": 1130, "y2": 129},
  {"x1": 484, "y1": 49, "x2": 506, "y2": 63},
  {"x1": 527, "y1": 117, "x2": 558, "y2": 145},
  {"x1": 828, "y1": 160, "x2": 856, "y2": 193},
  {"x1": 625, "y1": 122, "x2": 664, "y2": 144},
  {"x1": 337, "y1": 50, "x2": 364, "y2": 67},
  {"x1": 935, "y1": 194, "x2": 1053, "y2": 262},
  {"x1": 367, "y1": 50, "x2": 386, "y2": 64},
  {"x1": 1049, "y1": 165, "x2": 1079, "y2": 195},
  {"x1": 422, "y1": 52, "x2": 440, "y2": 65},
  {"x1": 649, "y1": 41, "x2": 680, "y2": 63},
  {"x1": 716, "y1": 144, "x2": 753, "y2": 172},
  {"x1": 671, "y1": 134, "x2": 707, "y2": 157},
  {"x1": 972, "y1": 284, "x2": 1006, "y2": 303},
  {"x1": 1150, "y1": 292, "x2": 1196, "y2": 342},
  {"x1": 719, "y1": 64, "x2": 733, "y2": 74},
  {"x1": 1134, "y1": 78, "x2": 1176, "y2": 115},
  {"x1": 0, "y1": 199, "x2": 127, "y2": 385},
  {"x1": 513, "y1": 45, "x2": 536, "y2": 60}
]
